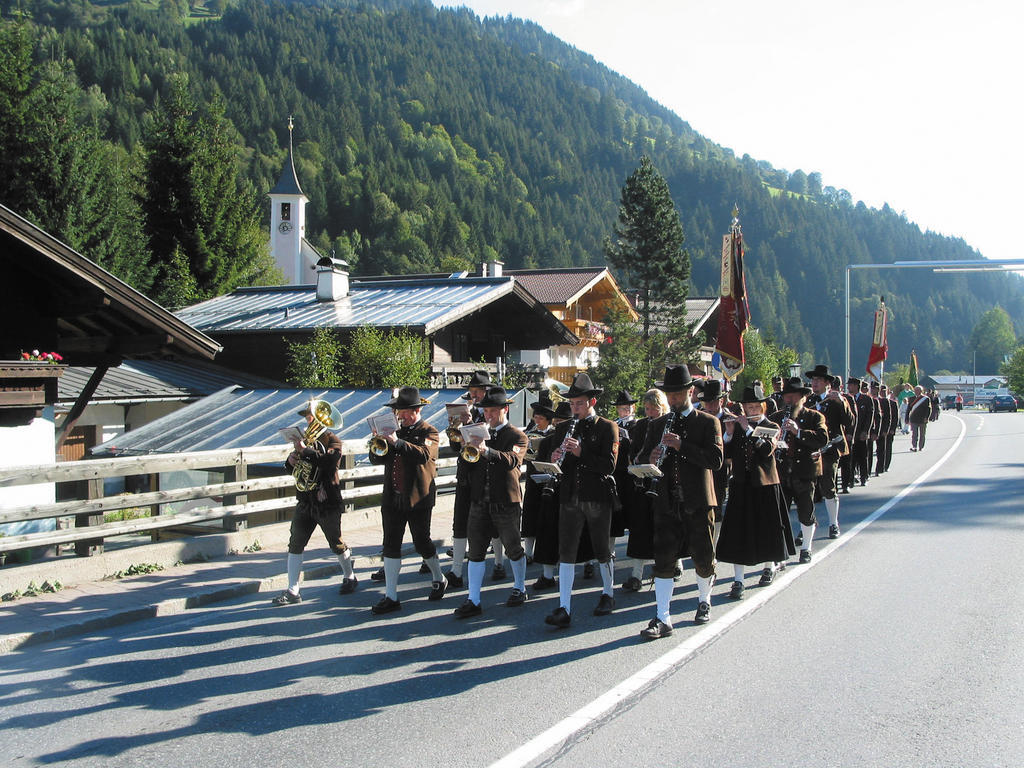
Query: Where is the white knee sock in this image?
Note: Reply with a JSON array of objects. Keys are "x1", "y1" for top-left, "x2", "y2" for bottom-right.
[
  {"x1": 696, "y1": 574, "x2": 714, "y2": 605},
  {"x1": 733, "y1": 563, "x2": 745, "y2": 582},
  {"x1": 510, "y1": 555, "x2": 527, "y2": 592},
  {"x1": 451, "y1": 537, "x2": 467, "y2": 577},
  {"x1": 599, "y1": 559, "x2": 614, "y2": 596},
  {"x1": 631, "y1": 559, "x2": 645, "y2": 580},
  {"x1": 424, "y1": 555, "x2": 443, "y2": 582},
  {"x1": 654, "y1": 577, "x2": 674, "y2": 624},
  {"x1": 287, "y1": 552, "x2": 303, "y2": 594},
  {"x1": 801, "y1": 523, "x2": 816, "y2": 552},
  {"x1": 825, "y1": 497, "x2": 839, "y2": 527},
  {"x1": 608, "y1": 537, "x2": 616, "y2": 556},
  {"x1": 337, "y1": 549, "x2": 354, "y2": 579},
  {"x1": 543, "y1": 563, "x2": 555, "y2": 579},
  {"x1": 384, "y1": 556, "x2": 402, "y2": 601},
  {"x1": 491, "y1": 537, "x2": 504, "y2": 568},
  {"x1": 468, "y1": 560, "x2": 485, "y2": 605},
  {"x1": 763, "y1": 561, "x2": 775, "y2": 573},
  {"x1": 524, "y1": 536, "x2": 536, "y2": 558},
  {"x1": 558, "y1": 561, "x2": 575, "y2": 613}
]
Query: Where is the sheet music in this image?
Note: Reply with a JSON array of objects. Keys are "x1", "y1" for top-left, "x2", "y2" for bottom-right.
[{"x1": 367, "y1": 412, "x2": 398, "y2": 435}]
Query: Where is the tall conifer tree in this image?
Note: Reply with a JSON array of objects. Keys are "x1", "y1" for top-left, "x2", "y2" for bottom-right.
[{"x1": 604, "y1": 155, "x2": 696, "y2": 359}]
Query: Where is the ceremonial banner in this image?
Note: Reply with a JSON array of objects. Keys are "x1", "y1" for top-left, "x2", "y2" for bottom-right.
[
  {"x1": 908, "y1": 349, "x2": 919, "y2": 387},
  {"x1": 714, "y1": 209, "x2": 750, "y2": 380},
  {"x1": 865, "y1": 298, "x2": 888, "y2": 382}
]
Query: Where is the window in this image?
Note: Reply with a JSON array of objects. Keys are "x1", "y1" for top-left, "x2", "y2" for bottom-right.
[{"x1": 281, "y1": 202, "x2": 291, "y2": 221}]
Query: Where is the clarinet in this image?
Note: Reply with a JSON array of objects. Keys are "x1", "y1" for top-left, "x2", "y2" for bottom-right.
[
  {"x1": 645, "y1": 409, "x2": 678, "y2": 498},
  {"x1": 542, "y1": 417, "x2": 578, "y2": 497},
  {"x1": 774, "y1": 405, "x2": 793, "y2": 462}
]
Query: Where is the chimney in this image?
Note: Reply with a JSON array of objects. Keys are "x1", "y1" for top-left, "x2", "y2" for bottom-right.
[
  {"x1": 316, "y1": 255, "x2": 349, "y2": 302},
  {"x1": 482, "y1": 259, "x2": 504, "y2": 277}
]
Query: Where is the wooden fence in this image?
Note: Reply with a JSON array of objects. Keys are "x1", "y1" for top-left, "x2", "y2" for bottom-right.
[{"x1": 0, "y1": 441, "x2": 458, "y2": 558}]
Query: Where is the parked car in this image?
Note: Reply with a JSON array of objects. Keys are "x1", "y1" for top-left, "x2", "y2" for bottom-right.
[
  {"x1": 988, "y1": 395, "x2": 1018, "y2": 413},
  {"x1": 943, "y1": 395, "x2": 957, "y2": 410}
]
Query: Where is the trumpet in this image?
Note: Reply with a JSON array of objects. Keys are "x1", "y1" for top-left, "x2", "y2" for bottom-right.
[
  {"x1": 368, "y1": 434, "x2": 390, "y2": 456},
  {"x1": 461, "y1": 443, "x2": 482, "y2": 463},
  {"x1": 446, "y1": 418, "x2": 464, "y2": 447}
]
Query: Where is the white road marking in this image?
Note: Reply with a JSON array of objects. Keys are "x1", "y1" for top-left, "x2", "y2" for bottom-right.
[{"x1": 489, "y1": 416, "x2": 969, "y2": 768}]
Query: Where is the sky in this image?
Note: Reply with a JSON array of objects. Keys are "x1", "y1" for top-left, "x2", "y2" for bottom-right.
[{"x1": 431, "y1": 0, "x2": 1023, "y2": 265}]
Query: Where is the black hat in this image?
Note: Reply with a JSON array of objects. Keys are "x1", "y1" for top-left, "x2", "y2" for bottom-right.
[
  {"x1": 565, "y1": 372, "x2": 602, "y2": 398},
  {"x1": 805, "y1": 364, "x2": 832, "y2": 380},
  {"x1": 847, "y1": 376, "x2": 862, "y2": 388},
  {"x1": 613, "y1": 389, "x2": 637, "y2": 406},
  {"x1": 737, "y1": 383, "x2": 771, "y2": 403},
  {"x1": 831, "y1": 375, "x2": 843, "y2": 389},
  {"x1": 387, "y1": 386, "x2": 430, "y2": 409},
  {"x1": 869, "y1": 380, "x2": 880, "y2": 389},
  {"x1": 478, "y1": 386, "x2": 514, "y2": 408},
  {"x1": 553, "y1": 401, "x2": 572, "y2": 420},
  {"x1": 697, "y1": 379, "x2": 724, "y2": 402},
  {"x1": 297, "y1": 403, "x2": 313, "y2": 418},
  {"x1": 465, "y1": 370, "x2": 492, "y2": 389},
  {"x1": 781, "y1": 376, "x2": 812, "y2": 396},
  {"x1": 656, "y1": 365, "x2": 694, "y2": 392},
  {"x1": 531, "y1": 391, "x2": 556, "y2": 419}
]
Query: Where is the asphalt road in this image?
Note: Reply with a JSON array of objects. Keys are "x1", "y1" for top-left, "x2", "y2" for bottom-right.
[{"x1": 2, "y1": 411, "x2": 1021, "y2": 767}]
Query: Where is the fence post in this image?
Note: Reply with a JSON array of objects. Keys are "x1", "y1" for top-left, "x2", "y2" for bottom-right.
[
  {"x1": 222, "y1": 450, "x2": 248, "y2": 531},
  {"x1": 74, "y1": 477, "x2": 105, "y2": 557}
]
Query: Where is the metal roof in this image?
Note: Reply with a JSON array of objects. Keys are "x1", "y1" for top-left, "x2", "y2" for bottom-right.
[
  {"x1": 686, "y1": 297, "x2": 721, "y2": 330},
  {"x1": 57, "y1": 359, "x2": 286, "y2": 406},
  {"x1": 175, "y1": 276, "x2": 578, "y2": 345},
  {"x1": 91, "y1": 387, "x2": 530, "y2": 457}
]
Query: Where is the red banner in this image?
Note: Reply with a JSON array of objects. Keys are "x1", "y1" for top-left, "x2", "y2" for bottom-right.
[
  {"x1": 865, "y1": 299, "x2": 888, "y2": 382},
  {"x1": 715, "y1": 212, "x2": 750, "y2": 380}
]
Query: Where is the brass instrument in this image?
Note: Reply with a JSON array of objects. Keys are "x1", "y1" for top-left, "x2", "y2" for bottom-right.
[
  {"x1": 446, "y1": 419, "x2": 464, "y2": 447},
  {"x1": 645, "y1": 409, "x2": 678, "y2": 498},
  {"x1": 541, "y1": 377, "x2": 568, "y2": 406},
  {"x1": 774, "y1": 405, "x2": 794, "y2": 462},
  {"x1": 461, "y1": 443, "x2": 482, "y2": 463},
  {"x1": 368, "y1": 435, "x2": 390, "y2": 457},
  {"x1": 292, "y1": 399, "x2": 344, "y2": 492}
]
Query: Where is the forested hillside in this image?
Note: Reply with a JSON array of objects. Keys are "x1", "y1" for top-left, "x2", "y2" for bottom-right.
[{"x1": 2, "y1": 0, "x2": 1022, "y2": 372}]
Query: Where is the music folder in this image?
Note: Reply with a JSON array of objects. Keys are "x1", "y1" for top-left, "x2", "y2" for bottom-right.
[
  {"x1": 278, "y1": 426, "x2": 304, "y2": 443},
  {"x1": 627, "y1": 463, "x2": 663, "y2": 479},
  {"x1": 530, "y1": 461, "x2": 562, "y2": 476}
]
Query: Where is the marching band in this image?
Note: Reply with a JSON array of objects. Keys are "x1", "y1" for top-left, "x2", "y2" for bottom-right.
[{"x1": 272, "y1": 365, "x2": 916, "y2": 638}]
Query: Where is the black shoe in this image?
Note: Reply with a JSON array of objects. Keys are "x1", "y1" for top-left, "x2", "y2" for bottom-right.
[
  {"x1": 694, "y1": 601, "x2": 711, "y2": 624},
  {"x1": 583, "y1": 562, "x2": 595, "y2": 579},
  {"x1": 593, "y1": 593, "x2": 615, "y2": 616},
  {"x1": 444, "y1": 571, "x2": 464, "y2": 590},
  {"x1": 272, "y1": 590, "x2": 301, "y2": 605},
  {"x1": 758, "y1": 568, "x2": 775, "y2": 586},
  {"x1": 859, "y1": 480, "x2": 867, "y2": 487},
  {"x1": 728, "y1": 581, "x2": 744, "y2": 600},
  {"x1": 799, "y1": 549, "x2": 812, "y2": 564},
  {"x1": 370, "y1": 567, "x2": 385, "y2": 582},
  {"x1": 623, "y1": 576, "x2": 642, "y2": 592},
  {"x1": 840, "y1": 487, "x2": 851, "y2": 494},
  {"x1": 506, "y1": 588, "x2": 528, "y2": 607},
  {"x1": 640, "y1": 618, "x2": 673, "y2": 640},
  {"x1": 338, "y1": 577, "x2": 358, "y2": 595},
  {"x1": 419, "y1": 562, "x2": 431, "y2": 574},
  {"x1": 453, "y1": 598, "x2": 482, "y2": 618},
  {"x1": 532, "y1": 575, "x2": 556, "y2": 590},
  {"x1": 491, "y1": 564, "x2": 507, "y2": 582},
  {"x1": 545, "y1": 606, "x2": 571, "y2": 628},
  {"x1": 794, "y1": 532, "x2": 803, "y2": 547},
  {"x1": 428, "y1": 580, "x2": 447, "y2": 601},
  {"x1": 828, "y1": 524, "x2": 840, "y2": 539},
  {"x1": 371, "y1": 596, "x2": 401, "y2": 615}
]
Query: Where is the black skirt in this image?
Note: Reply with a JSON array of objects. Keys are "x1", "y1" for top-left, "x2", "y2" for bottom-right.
[
  {"x1": 715, "y1": 479, "x2": 795, "y2": 566},
  {"x1": 625, "y1": 486, "x2": 655, "y2": 559}
]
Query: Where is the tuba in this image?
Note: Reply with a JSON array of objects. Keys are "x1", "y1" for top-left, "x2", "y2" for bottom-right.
[
  {"x1": 293, "y1": 399, "x2": 343, "y2": 491},
  {"x1": 541, "y1": 377, "x2": 568, "y2": 407}
]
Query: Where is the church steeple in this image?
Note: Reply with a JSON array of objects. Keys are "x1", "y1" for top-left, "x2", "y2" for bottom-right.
[{"x1": 269, "y1": 117, "x2": 311, "y2": 285}]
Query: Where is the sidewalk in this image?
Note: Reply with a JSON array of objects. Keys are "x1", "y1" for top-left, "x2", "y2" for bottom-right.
[{"x1": 0, "y1": 500, "x2": 456, "y2": 654}]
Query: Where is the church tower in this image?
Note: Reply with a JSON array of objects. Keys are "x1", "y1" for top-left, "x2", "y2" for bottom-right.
[{"x1": 269, "y1": 118, "x2": 311, "y2": 285}]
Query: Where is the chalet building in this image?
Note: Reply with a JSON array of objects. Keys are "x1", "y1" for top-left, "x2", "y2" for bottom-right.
[{"x1": 0, "y1": 204, "x2": 220, "y2": 543}]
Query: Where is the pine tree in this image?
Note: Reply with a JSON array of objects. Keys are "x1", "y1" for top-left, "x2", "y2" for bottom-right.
[
  {"x1": 604, "y1": 155, "x2": 696, "y2": 359},
  {"x1": 140, "y1": 74, "x2": 276, "y2": 305}
]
